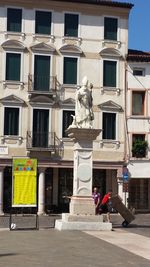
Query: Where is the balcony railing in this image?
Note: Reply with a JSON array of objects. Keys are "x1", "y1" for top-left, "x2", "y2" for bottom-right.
[
  {"x1": 28, "y1": 75, "x2": 61, "y2": 94},
  {"x1": 26, "y1": 131, "x2": 62, "y2": 155}
]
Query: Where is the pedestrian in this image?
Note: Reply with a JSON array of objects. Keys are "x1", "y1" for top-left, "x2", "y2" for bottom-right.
[
  {"x1": 99, "y1": 190, "x2": 112, "y2": 222},
  {"x1": 92, "y1": 187, "x2": 101, "y2": 215}
]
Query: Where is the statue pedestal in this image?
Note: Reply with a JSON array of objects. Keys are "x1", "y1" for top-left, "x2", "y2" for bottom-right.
[{"x1": 55, "y1": 128, "x2": 112, "y2": 230}]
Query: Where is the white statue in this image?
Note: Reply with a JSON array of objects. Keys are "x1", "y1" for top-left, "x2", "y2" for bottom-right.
[{"x1": 70, "y1": 76, "x2": 94, "y2": 129}]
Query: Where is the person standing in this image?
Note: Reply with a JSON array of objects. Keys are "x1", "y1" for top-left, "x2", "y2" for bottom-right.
[
  {"x1": 99, "y1": 190, "x2": 112, "y2": 222},
  {"x1": 92, "y1": 187, "x2": 101, "y2": 215}
]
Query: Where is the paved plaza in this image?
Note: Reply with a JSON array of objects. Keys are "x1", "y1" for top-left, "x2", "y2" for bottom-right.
[{"x1": 0, "y1": 214, "x2": 150, "y2": 267}]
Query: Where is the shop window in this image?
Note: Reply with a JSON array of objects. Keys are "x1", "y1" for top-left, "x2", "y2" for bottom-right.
[
  {"x1": 62, "y1": 110, "x2": 75, "y2": 137},
  {"x1": 132, "y1": 91, "x2": 145, "y2": 115},
  {"x1": 7, "y1": 8, "x2": 22, "y2": 32},
  {"x1": 103, "y1": 112, "x2": 116, "y2": 140},
  {"x1": 64, "y1": 13, "x2": 78, "y2": 37},
  {"x1": 4, "y1": 107, "x2": 19, "y2": 135},
  {"x1": 104, "y1": 17, "x2": 118, "y2": 41},
  {"x1": 103, "y1": 60, "x2": 116, "y2": 87},
  {"x1": 6, "y1": 53, "x2": 21, "y2": 81},
  {"x1": 63, "y1": 57, "x2": 77, "y2": 84},
  {"x1": 35, "y1": 11, "x2": 51, "y2": 35},
  {"x1": 58, "y1": 168, "x2": 73, "y2": 212}
]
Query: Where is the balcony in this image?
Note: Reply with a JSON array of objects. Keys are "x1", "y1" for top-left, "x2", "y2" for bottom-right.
[
  {"x1": 26, "y1": 131, "x2": 62, "y2": 154},
  {"x1": 28, "y1": 75, "x2": 61, "y2": 96}
]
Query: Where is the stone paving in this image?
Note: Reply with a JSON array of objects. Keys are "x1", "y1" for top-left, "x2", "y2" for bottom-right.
[{"x1": 0, "y1": 213, "x2": 150, "y2": 266}]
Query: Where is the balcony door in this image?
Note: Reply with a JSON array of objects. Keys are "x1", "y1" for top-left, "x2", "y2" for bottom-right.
[
  {"x1": 34, "y1": 55, "x2": 50, "y2": 91},
  {"x1": 33, "y1": 109, "x2": 49, "y2": 147}
]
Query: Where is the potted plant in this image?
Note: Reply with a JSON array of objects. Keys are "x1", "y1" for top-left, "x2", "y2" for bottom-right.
[{"x1": 132, "y1": 140, "x2": 148, "y2": 158}]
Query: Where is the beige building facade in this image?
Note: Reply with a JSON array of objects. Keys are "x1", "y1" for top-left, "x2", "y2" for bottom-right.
[
  {"x1": 127, "y1": 50, "x2": 150, "y2": 212},
  {"x1": 0, "y1": 0, "x2": 133, "y2": 214}
]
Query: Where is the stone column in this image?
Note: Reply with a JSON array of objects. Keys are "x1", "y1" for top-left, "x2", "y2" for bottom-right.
[
  {"x1": 66, "y1": 128, "x2": 101, "y2": 215},
  {"x1": 38, "y1": 167, "x2": 45, "y2": 215},
  {"x1": 0, "y1": 167, "x2": 4, "y2": 215}
]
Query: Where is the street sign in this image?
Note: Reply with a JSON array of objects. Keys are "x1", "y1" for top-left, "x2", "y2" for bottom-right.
[{"x1": 122, "y1": 166, "x2": 129, "y2": 182}]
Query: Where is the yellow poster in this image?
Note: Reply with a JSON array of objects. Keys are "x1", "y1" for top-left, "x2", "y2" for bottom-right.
[{"x1": 12, "y1": 158, "x2": 37, "y2": 207}]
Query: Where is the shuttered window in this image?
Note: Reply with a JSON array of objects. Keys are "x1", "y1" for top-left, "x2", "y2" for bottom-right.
[
  {"x1": 34, "y1": 55, "x2": 50, "y2": 91},
  {"x1": 7, "y1": 8, "x2": 22, "y2": 32},
  {"x1": 65, "y1": 14, "x2": 78, "y2": 37},
  {"x1": 104, "y1": 17, "x2": 118, "y2": 41},
  {"x1": 103, "y1": 112, "x2": 116, "y2": 140},
  {"x1": 103, "y1": 60, "x2": 116, "y2": 87},
  {"x1": 4, "y1": 107, "x2": 19, "y2": 135},
  {"x1": 6, "y1": 53, "x2": 21, "y2": 81},
  {"x1": 35, "y1": 11, "x2": 51, "y2": 34},
  {"x1": 63, "y1": 57, "x2": 77, "y2": 84}
]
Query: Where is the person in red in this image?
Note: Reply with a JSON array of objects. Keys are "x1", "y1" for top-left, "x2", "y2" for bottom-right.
[{"x1": 99, "y1": 190, "x2": 112, "y2": 222}]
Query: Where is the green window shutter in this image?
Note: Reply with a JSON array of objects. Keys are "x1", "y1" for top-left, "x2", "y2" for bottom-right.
[
  {"x1": 65, "y1": 14, "x2": 78, "y2": 37},
  {"x1": 103, "y1": 60, "x2": 116, "y2": 87},
  {"x1": 103, "y1": 112, "x2": 116, "y2": 140},
  {"x1": 104, "y1": 17, "x2": 117, "y2": 41},
  {"x1": 63, "y1": 110, "x2": 75, "y2": 137},
  {"x1": 7, "y1": 8, "x2": 22, "y2": 32},
  {"x1": 6, "y1": 53, "x2": 21, "y2": 81},
  {"x1": 34, "y1": 55, "x2": 50, "y2": 91},
  {"x1": 63, "y1": 57, "x2": 77, "y2": 84},
  {"x1": 33, "y1": 109, "x2": 49, "y2": 147},
  {"x1": 35, "y1": 11, "x2": 51, "y2": 34},
  {"x1": 4, "y1": 108, "x2": 19, "y2": 135}
]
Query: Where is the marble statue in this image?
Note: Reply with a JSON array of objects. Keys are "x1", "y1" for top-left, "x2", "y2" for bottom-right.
[{"x1": 69, "y1": 76, "x2": 94, "y2": 129}]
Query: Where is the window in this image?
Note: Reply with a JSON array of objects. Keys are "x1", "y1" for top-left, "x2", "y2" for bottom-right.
[
  {"x1": 133, "y1": 68, "x2": 145, "y2": 76},
  {"x1": 63, "y1": 57, "x2": 77, "y2": 84},
  {"x1": 103, "y1": 60, "x2": 116, "y2": 87},
  {"x1": 132, "y1": 91, "x2": 145, "y2": 115},
  {"x1": 64, "y1": 13, "x2": 78, "y2": 37},
  {"x1": 35, "y1": 11, "x2": 51, "y2": 35},
  {"x1": 104, "y1": 17, "x2": 118, "y2": 41},
  {"x1": 32, "y1": 109, "x2": 49, "y2": 147},
  {"x1": 103, "y1": 112, "x2": 116, "y2": 140},
  {"x1": 7, "y1": 8, "x2": 22, "y2": 32},
  {"x1": 132, "y1": 134, "x2": 147, "y2": 158},
  {"x1": 34, "y1": 55, "x2": 50, "y2": 91},
  {"x1": 62, "y1": 110, "x2": 75, "y2": 137},
  {"x1": 4, "y1": 107, "x2": 19, "y2": 135},
  {"x1": 6, "y1": 53, "x2": 21, "y2": 81}
]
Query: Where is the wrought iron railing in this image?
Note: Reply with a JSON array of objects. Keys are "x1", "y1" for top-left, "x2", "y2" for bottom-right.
[
  {"x1": 26, "y1": 131, "x2": 62, "y2": 155},
  {"x1": 28, "y1": 75, "x2": 61, "y2": 93}
]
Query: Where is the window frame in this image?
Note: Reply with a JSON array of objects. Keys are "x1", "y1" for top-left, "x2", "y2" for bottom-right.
[
  {"x1": 103, "y1": 59, "x2": 117, "y2": 88},
  {"x1": 34, "y1": 9, "x2": 52, "y2": 35},
  {"x1": 3, "y1": 106, "x2": 22, "y2": 137},
  {"x1": 32, "y1": 52, "x2": 53, "y2": 89},
  {"x1": 63, "y1": 55, "x2": 79, "y2": 85},
  {"x1": 133, "y1": 68, "x2": 145, "y2": 77},
  {"x1": 64, "y1": 12, "x2": 79, "y2": 38},
  {"x1": 62, "y1": 109, "x2": 75, "y2": 138},
  {"x1": 102, "y1": 111, "x2": 118, "y2": 141},
  {"x1": 7, "y1": 7, "x2": 23, "y2": 33},
  {"x1": 5, "y1": 52, "x2": 22, "y2": 82},
  {"x1": 104, "y1": 16, "x2": 118, "y2": 41},
  {"x1": 132, "y1": 90, "x2": 146, "y2": 116},
  {"x1": 31, "y1": 106, "x2": 52, "y2": 136}
]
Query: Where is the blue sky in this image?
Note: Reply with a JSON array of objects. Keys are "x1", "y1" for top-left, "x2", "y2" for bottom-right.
[{"x1": 117, "y1": 0, "x2": 150, "y2": 51}]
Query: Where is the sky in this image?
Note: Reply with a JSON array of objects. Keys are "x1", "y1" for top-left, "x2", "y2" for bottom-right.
[{"x1": 116, "y1": 0, "x2": 150, "y2": 52}]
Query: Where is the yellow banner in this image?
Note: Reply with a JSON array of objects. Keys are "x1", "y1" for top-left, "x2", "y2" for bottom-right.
[{"x1": 12, "y1": 158, "x2": 37, "y2": 207}]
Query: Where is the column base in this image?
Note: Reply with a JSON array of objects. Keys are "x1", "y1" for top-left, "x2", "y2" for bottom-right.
[
  {"x1": 55, "y1": 213, "x2": 112, "y2": 231},
  {"x1": 70, "y1": 196, "x2": 95, "y2": 215}
]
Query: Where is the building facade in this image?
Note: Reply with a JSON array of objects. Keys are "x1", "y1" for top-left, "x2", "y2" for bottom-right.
[
  {"x1": 127, "y1": 49, "x2": 150, "y2": 212},
  {"x1": 0, "y1": 0, "x2": 133, "y2": 215}
]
